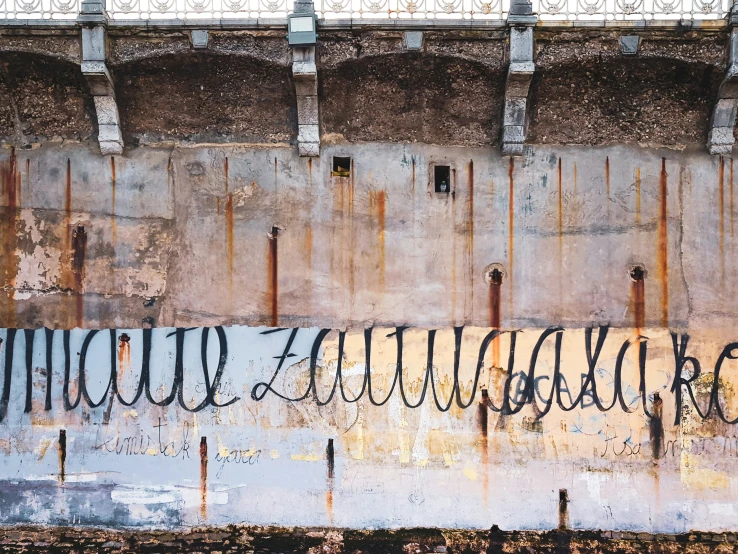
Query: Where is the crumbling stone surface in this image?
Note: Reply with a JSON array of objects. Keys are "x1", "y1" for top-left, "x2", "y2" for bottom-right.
[
  {"x1": 320, "y1": 52, "x2": 505, "y2": 146},
  {"x1": 108, "y1": 31, "x2": 289, "y2": 66},
  {"x1": 115, "y1": 53, "x2": 297, "y2": 145},
  {"x1": 0, "y1": 52, "x2": 94, "y2": 144},
  {"x1": 318, "y1": 31, "x2": 505, "y2": 68},
  {"x1": 529, "y1": 33, "x2": 724, "y2": 146},
  {"x1": 2, "y1": 526, "x2": 738, "y2": 553}
]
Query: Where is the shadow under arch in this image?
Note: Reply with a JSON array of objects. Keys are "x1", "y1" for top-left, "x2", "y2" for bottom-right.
[
  {"x1": 528, "y1": 55, "x2": 722, "y2": 146},
  {"x1": 320, "y1": 51, "x2": 507, "y2": 146},
  {"x1": 0, "y1": 51, "x2": 95, "y2": 143},
  {"x1": 114, "y1": 52, "x2": 298, "y2": 145}
]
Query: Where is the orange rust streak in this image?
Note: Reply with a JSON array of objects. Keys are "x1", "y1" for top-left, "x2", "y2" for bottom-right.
[
  {"x1": 508, "y1": 158, "x2": 514, "y2": 314},
  {"x1": 376, "y1": 190, "x2": 386, "y2": 290},
  {"x1": 348, "y1": 159, "x2": 356, "y2": 303},
  {"x1": 489, "y1": 283, "x2": 501, "y2": 368},
  {"x1": 307, "y1": 157, "x2": 312, "y2": 186},
  {"x1": 267, "y1": 229, "x2": 279, "y2": 327},
  {"x1": 71, "y1": 226, "x2": 87, "y2": 329},
  {"x1": 200, "y1": 437, "x2": 207, "y2": 521},
  {"x1": 225, "y1": 194, "x2": 234, "y2": 290},
  {"x1": 111, "y1": 157, "x2": 117, "y2": 246},
  {"x1": 719, "y1": 156, "x2": 725, "y2": 288},
  {"x1": 635, "y1": 168, "x2": 641, "y2": 225},
  {"x1": 1, "y1": 148, "x2": 19, "y2": 328},
  {"x1": 731, "y1": 158, "x2": 735, "y2": 241},
  {"x1": 468, "y1": 160, "x2": 474, "y2": 315},
  {"x1": 658, "y1": 159, "x2": 669, "y2": 328},
  {"x1": 631, "y1": 279, "x2": 645, "y2": 334}
]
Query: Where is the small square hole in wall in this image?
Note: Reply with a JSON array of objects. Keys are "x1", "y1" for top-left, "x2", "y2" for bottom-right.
[
  {"x1": 434, "y1": 165, "x2": 451, "y2": 193},
  {"x1": 332, "y1": 156, "x2": 351, "y2": 177}
]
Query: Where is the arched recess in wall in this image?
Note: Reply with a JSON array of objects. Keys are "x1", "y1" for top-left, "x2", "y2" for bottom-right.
[
  {"x1": 114, "y1": 53, "x2": 297, "y2": 146},
  {"x1": 0, "y1": 52, "x2": 95, "y2": 144},
  {"x1": 320, "y1": 52, "x2": 506, "y2": 147},
  {"x1": 528, "y1": 55, "x2": 722, "y2": 146}
]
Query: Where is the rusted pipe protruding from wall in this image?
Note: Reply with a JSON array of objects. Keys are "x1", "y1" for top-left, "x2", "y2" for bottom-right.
[
  {"x1": 484, "y1": 264, "x2": 506, "y2": 369},
  {"x1": 200, "y1": 436, "x2": 208, "y2": 521},
  {"x1": 58, "y1": 429, "x2": 66, "y2": 483},
  {"x1": 629, "y1": 263, "x2": 646, "y2": 333},
  {"x1": 558, "y1": 489, "x2": 568, "y2": 530}
]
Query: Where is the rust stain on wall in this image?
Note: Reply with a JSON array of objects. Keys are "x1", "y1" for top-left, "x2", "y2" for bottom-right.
[
  {"x1": 0, "y1": 148, "x2": 20, "y2": 328},
  {"x1": 348, "y1": 159, "x2": 356, "y2": 305},
  {"x1": 730, "y1": 158, "x2": 735, "y2": 241},
  {"x1": 658, "y1": 158, "x2": 669, "y2": 328},
  {"x1": 635, "y1": 167, "x2": 641, "y2": 225},
  {"x1": 71, "y1": 225, "x2": 87, "y2": 329},
  {"x1": 558, "y1": 158, "x2": 563, "y2": 314},
  {"x1": 488, "y1": 268, "x2": 502, "y2": 368},
  {"x1": 468, "y1": 160, "x2": 474, "y2": 317},
  {"x1": 630, "y1": 267, "x2": 645, "y2": 333},
  {"x1": 225, "y1": 158, "x2": 234, "y2": 293},
  {"x1": 508, "y1": 158, "x2": 514, "y2": 316},
  {"x1": 111, "y1": 156, "x2": 117, "y2": 246},
  {"x1": 267, "y1": 226, "x2": 279, "y2": 327},
  {"x1": 200, "y1": 436, "x2": 207, "y2": 521},
  {"x1": 376, "y1": 190, "x2": 386, "y2": 291},
  {"x1": 718, "y1": 156, "x2": 725, "y2": 288}
]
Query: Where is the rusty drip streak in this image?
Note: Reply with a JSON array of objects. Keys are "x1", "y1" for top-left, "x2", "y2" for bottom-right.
[
  {"x1": 268, "y1": 226, "x2": 279, "y2": 327},
  {"x1": 226, "y1": 194, "x2": 234, "y2": 289},
  {"x1": 632, "y1": 279, "x2": 645, "y2": 333},
  {"x1": 468, "y1": 160, "x2": 474, "y2": 314},
  {"x1": 110, "y1": 156, "x2": 117, "y2": 245},
  {"x1": 377, "y1": 190, "x2": 386, "y2": 290},
  {"x1": 658, "y1": 158, "x2": 669, "y2": 328},
  {"x1": 508, "y1": 158, "x2": 514, "y2": 314},
  {"x1": 1, "y1": 148, "x2": 19, "y2": 328},
  {"x1": 71, "y1": 225, "x2": 87, "y2": 329},
  {"x1": 719, "y1": 156, "x2": 725, "y2": 287},
  {"x1": 200, "y1": 436, "x2": 207, "y2": 521},
  {"x1": 489, "y1": 281, "x2": 501, "y2": 368},
  {"x1": 58, "y1": 429, "x2": 66, "y2": 483},
  {"x1": 731, "y1": 158, "x2": 735, "y2": 241}
]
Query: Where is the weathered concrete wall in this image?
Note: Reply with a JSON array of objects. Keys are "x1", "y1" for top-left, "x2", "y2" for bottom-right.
[
  {"x1": 1, "y1": 141, "x2": 738, "y2": 533},
  {"x1": 0, "y1": 24, "x2": 738, "y2": 535}
]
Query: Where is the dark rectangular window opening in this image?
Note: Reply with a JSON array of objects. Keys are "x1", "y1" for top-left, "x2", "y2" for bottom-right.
[
  {"x1": 332, "y1": 156, "x2": 351, "y2": 177},
  {"x1": 434, "y1": 165, "x2": 451, "y2": 193}
]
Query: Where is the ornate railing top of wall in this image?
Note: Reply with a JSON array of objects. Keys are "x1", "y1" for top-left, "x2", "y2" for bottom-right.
[{"x1": 0, "y1": 0, "x2": 732, "y2": 23}]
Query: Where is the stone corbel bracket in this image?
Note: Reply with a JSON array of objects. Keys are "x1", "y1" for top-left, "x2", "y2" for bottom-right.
[
  {"x1": 708, "y1": 25, "x2": 738, "y2": 155},
  {"x1": 79, "y1": 0, "x2": 124, "y2": 155},
  {"x1": 293, "y1": 46, "x2": 320, "y2": 157},
  {"x1": 501, "y1": 0, "x2": 537, "y2": 157}
]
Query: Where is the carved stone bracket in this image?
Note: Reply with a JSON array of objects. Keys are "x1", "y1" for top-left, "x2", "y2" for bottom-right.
[
  {"x1": 79, "y1": 0, "x2": 124, "y2": 155},
  {"x1": 708, "y1": 23, "x2": 738, "y2": 155},
  {"x1": 291, "y1": 0, "x2": 320, "y2": 157},
  {"x1": 501, "y1": 0, "x2": 537, "y2": 157}
]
